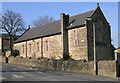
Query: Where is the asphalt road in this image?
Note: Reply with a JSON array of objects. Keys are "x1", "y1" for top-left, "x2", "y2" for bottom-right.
[{"x1": 1, "y1": 63, "x2": 120, "y2": 82}]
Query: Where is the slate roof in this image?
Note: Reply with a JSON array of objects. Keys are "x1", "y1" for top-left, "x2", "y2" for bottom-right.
[{"x1": 15, "y1": 10, "x2": 94, "y2": 43}]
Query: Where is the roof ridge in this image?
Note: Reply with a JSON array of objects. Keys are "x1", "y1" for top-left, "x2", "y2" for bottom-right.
[
  {"x1": 30, "y1": 10, "x2": 95, "y2": 29},
  {"x1": 89, "y1": 4, "x2": 101, "y2": 17},
  {"x1": 32, "y1": 20, "x2": 60, "y2": 29},
  {"x1": 69, "y1": 10, "x2": 95, "y2": 18}
]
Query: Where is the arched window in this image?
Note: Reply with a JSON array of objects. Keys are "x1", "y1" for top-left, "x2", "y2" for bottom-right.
[
  {"x1": 22, "y1": 45, "x2": 24, "y2": 54},
  {"x1": 73, "y1": 30, "x2": 79, "y2": 46},
  {"x1": 29, "y1": 44, "x2": 31, "y2": 53},
  {"x1": 45, "y1": 41, "x2": 48, "y2": 51},
  {"x1": 74, "y1": 30, "x2": 77, "y2": 40},
  {"x1": 37, "y1": 42, "x2": 39, "y2": 52}
]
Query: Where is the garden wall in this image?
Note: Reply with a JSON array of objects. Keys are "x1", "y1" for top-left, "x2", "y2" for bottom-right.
[{"x1": 2, "y1": 56, "x2": 117, "y2": 78}]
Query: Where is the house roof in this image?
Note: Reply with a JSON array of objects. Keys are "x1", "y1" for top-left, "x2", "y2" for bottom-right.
[
  {"x1": 116, "y1": 47, "x2": 120, "y2": 50},
  {"x1": 14, "y1": 10, "x2": 95, "y2": 43},
  {"x1": 116, "y1": 47, "x2": 120, "y2": 53}
]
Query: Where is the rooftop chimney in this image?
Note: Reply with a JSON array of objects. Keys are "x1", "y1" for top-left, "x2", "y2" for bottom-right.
[{"x1": 60, "y1": 13, "x2": 69, "y2": 60}]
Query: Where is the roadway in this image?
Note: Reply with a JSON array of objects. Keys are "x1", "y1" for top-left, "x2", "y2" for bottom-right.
[{"x1": 1, "y1": 63, "x2": 120, "y2": 82}]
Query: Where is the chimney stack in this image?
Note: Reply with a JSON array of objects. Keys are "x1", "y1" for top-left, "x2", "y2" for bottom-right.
[
  {"x1": 60, "y1": 13, "x2": 69, "y2": 60},
  {"x1": 66, "y1": 14, "x2": 69, "y2": 26}
]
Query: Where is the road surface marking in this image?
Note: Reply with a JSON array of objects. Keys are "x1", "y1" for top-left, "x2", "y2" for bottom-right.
[
  {"x1": 12, "y1": 69, "x2": 17, "y2": 70},
  {"x1": 1, "y1": 77, "x2": 6, "y2": 80},
  {"x1": 22, "y1": 72, "x2": 28, "y2": 73},
  {"x1": 29, "y1": 67, "x2": 38, "y2": 70},
  {"x1": 37, "y1": 72, "x2": 43, "y2": 74},
  {"x1": 12, "y1": 74, "x2": 25, "y2": 79}
]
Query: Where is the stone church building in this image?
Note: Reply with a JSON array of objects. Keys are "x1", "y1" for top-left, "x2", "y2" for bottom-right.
[{"x1": 14, "y1": 5, "x2": 114, "y2": 61}]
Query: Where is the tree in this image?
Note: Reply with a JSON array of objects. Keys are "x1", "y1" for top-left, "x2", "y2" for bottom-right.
[
  {"x1": 0, "y1": 10, "x2": 26, "y2": 55},
  {"x1": 32, "y1": 15, "x2": 55, "y2": 27}
]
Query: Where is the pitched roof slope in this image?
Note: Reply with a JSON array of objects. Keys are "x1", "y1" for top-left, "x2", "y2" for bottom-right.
[{"x1": 15, "y1": 10, "x2": 94, "y2": 43}]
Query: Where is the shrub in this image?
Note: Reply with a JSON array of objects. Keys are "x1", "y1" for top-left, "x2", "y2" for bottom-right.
[
  {"x1": 12, "y1": 50, "x2": 19, "y2": 58},
  {"x1": 63, "y1": 53, "x2": 73, "y2": 60}
]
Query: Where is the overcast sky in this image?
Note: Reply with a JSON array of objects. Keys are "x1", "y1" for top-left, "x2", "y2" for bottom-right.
[{"x1": 2, "y1": 2, "x2": 118, "y2": 47}]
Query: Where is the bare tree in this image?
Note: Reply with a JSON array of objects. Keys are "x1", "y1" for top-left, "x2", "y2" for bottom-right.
[
  {"x1": 0, "y1": 10, "x2": 26, "y2": 55},
  {"x1": 32, "y1": 15, "x2": 55, "y2": 27}
]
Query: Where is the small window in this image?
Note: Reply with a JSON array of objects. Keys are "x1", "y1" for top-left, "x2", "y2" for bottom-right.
[
  {"x1": 74, "y1": 39, "x2": 79, "y2": 46},
  {"x1": 76, "y1": 39, "x2": 79, "y2": 46},
  {"x1": 37, "y1": 42, "x2": 39, "y2": 52},
  {"x1": 23, "y1": 45, "x2": 24, "y2": 54},
  {"x1": 29, "y1": 44, "x2": 31, "y2": 53}
]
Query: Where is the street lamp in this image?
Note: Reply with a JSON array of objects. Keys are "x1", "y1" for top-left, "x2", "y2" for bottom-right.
[{"x1": 87, "y1": 17, "x2": 97, "y2": 75}]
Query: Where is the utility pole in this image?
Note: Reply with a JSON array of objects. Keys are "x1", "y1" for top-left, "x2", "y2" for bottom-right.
[
  {"x1": 86, "y1": 17, "x2": 97, "y2": 75},
  {"x1": 93, "y1": 21, "x2": 97, "y2": 75}
]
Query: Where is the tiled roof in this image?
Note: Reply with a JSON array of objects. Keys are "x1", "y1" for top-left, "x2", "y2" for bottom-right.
[{"x1": 15, "y1": 10, "x2": 94, "y2": 43}]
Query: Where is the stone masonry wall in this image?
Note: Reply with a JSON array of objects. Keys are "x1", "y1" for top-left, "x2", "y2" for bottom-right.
[
  {"x1": 5, "y1": 57, "x2": 117, "y2": 78},
  {"x1": 14, "y1": 42, "x2": 26, "y2": 58},
  {"x1": 87, "y1": 7, "x2": 114, "y2": 60},
  {"x1": 98, "y1": 60, "x2": 117, "y2": 78},
  {"x1": 14, "y1": 34, "x2": 63, "y2": 60},
  {"x1": 27, "y1": 39, "x2": 41, "y2": 59},
  {"x1": 14, "y1": 26, "x2": 88, "y2": 61},
  {"x1": 68, "y1": 26, "x2": 88, "y2": 60},
  {"x1": 43, "y1": 34, "x2": 63, "y2": 59}
]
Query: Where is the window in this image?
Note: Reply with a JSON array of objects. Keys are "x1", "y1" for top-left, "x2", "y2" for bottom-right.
[
  {"x1": 23, "y1": 45, "x2": 24, "y2": 54},
  {"x1": 74, "y1": 30, "x2": 77, "y2": 40},
  {"x1": 37, "y1": 42, "x2": 39, "y2": 52},
  {"x1": 45, "y1": 41, "x2": 48, "y2": 51},
  {"x1": 75, "y1": 39, "x2": 79, "y2": 46},
  {"x1": 29, "y1": 44, "x2": 31, "y2": 53}
]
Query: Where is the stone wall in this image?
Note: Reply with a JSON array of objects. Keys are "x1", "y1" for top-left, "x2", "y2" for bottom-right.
[
  {"x1": 4, "y1": 57, "x2": 117, "y2": 78},
  {"x1": 95, "y1": 18, "x2": 113, "y2": 60},
  {"x1": 98, "y1": 60, "x2": 117, "y2": 78},
  {"x1": 14, "y1": 26, "x2": 89, "y2": 61},
  {"x1": 43, "y1": 34, "x2": 63, "y2": 59},
  {"x1": 14, "y1": 42, "x2": 27, "y2": 58},
  {"x1": 87, "y1": 7, "x2": 114, "y2": 60},
  {"x1": 5, "y1": 57, "x2": 94, "y2": 74},
  {"x1": 68, "y1": 26, "x2": 88, "y2": 60},
  {"x1": 14, "y1": 34, "x2": 63, "y2": 59},
  {"x1": 26, "y1": 39, "x2": 42, "y2": 59}
]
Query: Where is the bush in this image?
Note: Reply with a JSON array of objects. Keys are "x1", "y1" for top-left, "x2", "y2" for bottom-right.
[
  {"x1": 63, "y1": 53, "x2": 73, "y2": 60},
  {"x1": 12, "y1": 50, "x2": 19, "y2": 58}
]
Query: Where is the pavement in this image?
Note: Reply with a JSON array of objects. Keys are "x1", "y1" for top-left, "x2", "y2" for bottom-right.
[{"x1": 1, "y1": 63, "x2": 120, "y2": 82}]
